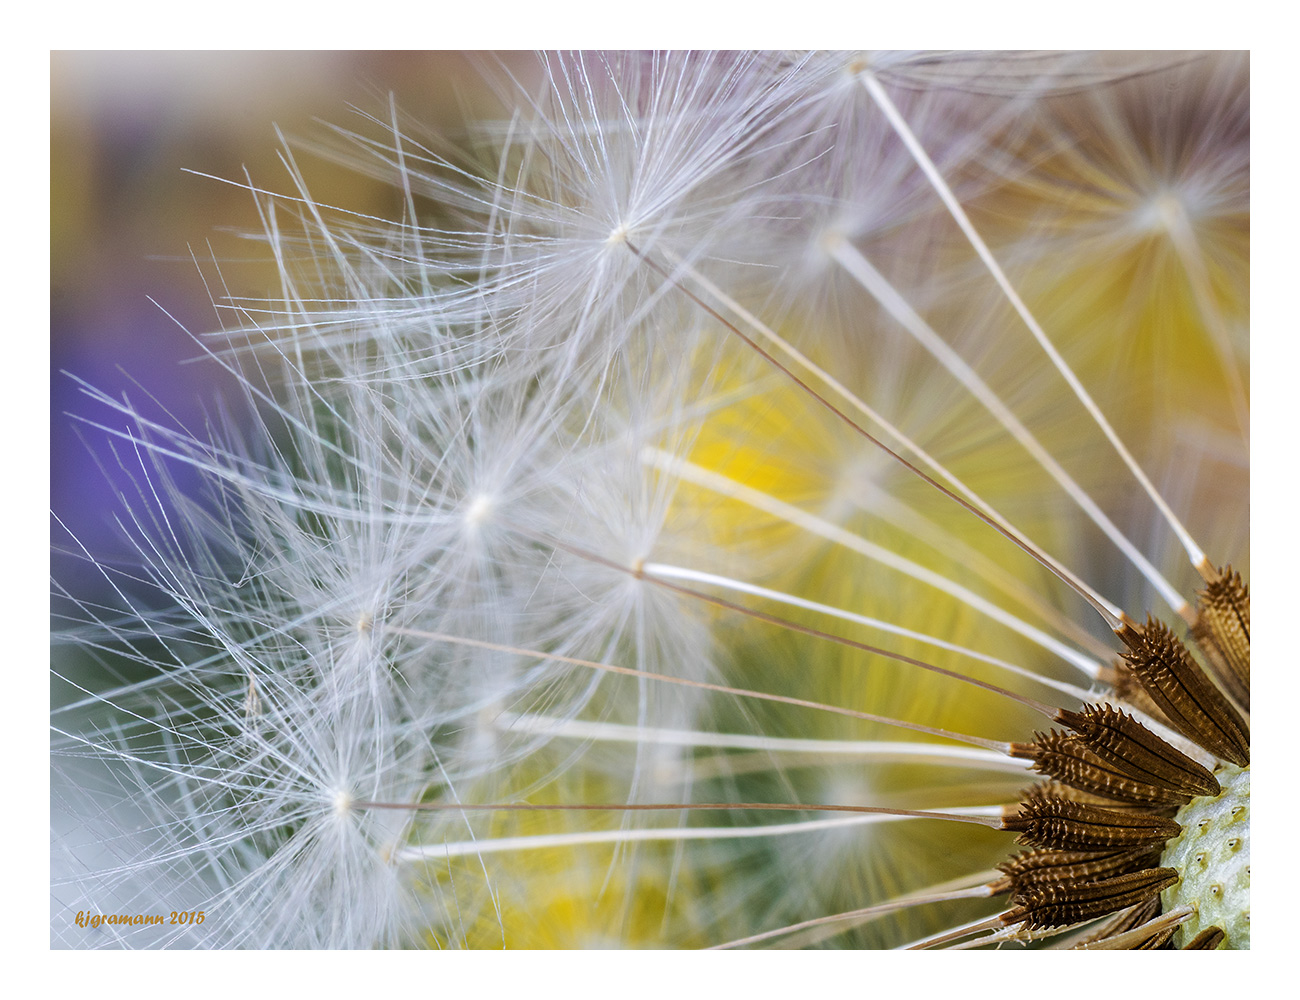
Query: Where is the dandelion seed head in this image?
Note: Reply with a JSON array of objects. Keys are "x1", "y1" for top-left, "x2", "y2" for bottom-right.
[{"x1": 55, "y1": 50, "x2": 1248, "y2": 949}]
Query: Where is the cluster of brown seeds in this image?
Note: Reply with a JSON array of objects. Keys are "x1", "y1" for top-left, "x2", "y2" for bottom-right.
[{"x1": 993, "y1": 566, "x2": 1250, "y2": 948}]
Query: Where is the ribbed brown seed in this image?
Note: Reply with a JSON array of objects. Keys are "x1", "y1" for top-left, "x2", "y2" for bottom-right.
[
  {"x1": 1003, "y1": 793, "x2": 1181, "y2": 851},
  {"x1": 1055, "y1": 703, "x2": 1220, "y2": 798},
  {"x1": 1061, "y1": 897, "x2": 1169, "y2": 949},
  {"x1": 1135, "y1": 932, "x2": 1177, "y2": 949},
  {"x1": 1009, "y1": 730, "x2": 1195, "y2": 806},
  {"x1": 1001, "y1": 867, "x2": 1179, "y2": 930},
  {"x1": 1100, "y1": 895, "x2": 1164, "y2": 947},
  {"x1": 1029, "y1": 779, "x2": 1132, "y2": 808},
  {"x1": 1133, "y1": 924, "x2": 1179, "y2": 949},
  {"x1": 1109, "y1": 659, "x2": 1169, "y2": 725},
  {"x1": 995, "y1": 847, "x2": 1160, "y2": 892},
  {"x1": 1117, "y1": 617, "x2": 1250, "y2": 766},
  {"x1": 1183, "y1": 926, "x2": 1227, "y2": 950},
  {"x1": 1191, "y1": 566, "x2": 1250, "y2": 712}
]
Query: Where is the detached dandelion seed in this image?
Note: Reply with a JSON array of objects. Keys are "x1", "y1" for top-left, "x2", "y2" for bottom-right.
[{"x1": 52, "y1": 50, "x2": 1247, "y2": 949}]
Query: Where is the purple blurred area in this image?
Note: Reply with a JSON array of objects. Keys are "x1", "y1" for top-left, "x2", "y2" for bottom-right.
[{"x1": 51, "y1": 51, "x2": 531, "y2": 611}]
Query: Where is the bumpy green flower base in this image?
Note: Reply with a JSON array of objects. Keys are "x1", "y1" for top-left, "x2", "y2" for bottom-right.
[{"x1": 1160, "y1": 764, "x2": 1250, "y2": 949}]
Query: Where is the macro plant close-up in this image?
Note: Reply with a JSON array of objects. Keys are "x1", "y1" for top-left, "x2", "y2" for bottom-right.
[{"x1": 51, "y1": 50, "x2": 1249, "y2": 950}]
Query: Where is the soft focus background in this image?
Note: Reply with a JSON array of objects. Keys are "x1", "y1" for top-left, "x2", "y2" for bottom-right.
[{"x1": 51, "y1": 51, "x2": 533, "y2": 611}]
